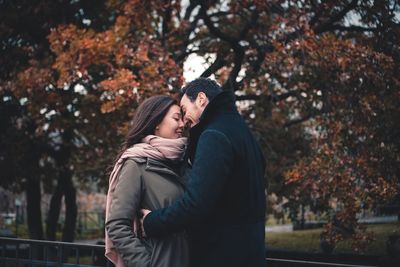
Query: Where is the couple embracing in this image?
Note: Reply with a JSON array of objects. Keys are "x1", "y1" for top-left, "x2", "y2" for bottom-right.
[{"x1": 105, "y1": 78, "x2": 266, "y2": 267}]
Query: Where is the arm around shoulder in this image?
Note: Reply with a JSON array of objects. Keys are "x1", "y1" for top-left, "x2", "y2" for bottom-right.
[{"x1": 144, "y1": 130, "x2": 234, "y2": 236}]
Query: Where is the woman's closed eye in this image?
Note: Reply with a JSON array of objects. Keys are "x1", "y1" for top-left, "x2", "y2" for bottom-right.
[{"x1": 172, "y1": 113, "x2": 182, "y2": 121}]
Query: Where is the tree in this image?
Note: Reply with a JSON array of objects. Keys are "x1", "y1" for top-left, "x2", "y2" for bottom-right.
[
  {"x1": 283, "y1": 32, "x2": 399, "y2": 250},
  {"x1": 1, "y1": 0, "x2": 182, "y2": 241},
  {"x1": 1, "y1": 0, "x2": 399, "y2": 250},
  {"x1": 1, "y1": 0, "x2": 117, "y2": 241}
]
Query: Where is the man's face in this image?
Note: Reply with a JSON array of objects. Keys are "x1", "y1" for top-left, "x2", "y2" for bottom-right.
[{"x1": 180, "y1": 94, "x2": 207, "y2": 128}]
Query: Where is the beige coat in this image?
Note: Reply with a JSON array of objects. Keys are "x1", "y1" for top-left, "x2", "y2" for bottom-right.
[{"x1": 106, "y1": 157, "x2": 189, "y2": 267}]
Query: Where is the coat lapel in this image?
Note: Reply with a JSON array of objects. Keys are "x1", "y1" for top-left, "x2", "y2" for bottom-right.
[{"x1": 145, "y1": 158, "x2": 186, "y2": 187}]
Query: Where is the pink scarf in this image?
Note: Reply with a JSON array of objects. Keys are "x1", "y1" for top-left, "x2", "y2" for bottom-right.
[{"x1": 105, "y1": 135, "x2": 187, "y2": 267}]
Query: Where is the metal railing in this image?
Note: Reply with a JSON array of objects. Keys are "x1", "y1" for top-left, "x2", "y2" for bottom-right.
[
  {"x1": 2, "y1": 237, "x2": 394, "y2": 267},
  {"x1": 0, "y1": 237, "x2": 113, "y2": 267},
  {"x1": 266, "y1": 257, "x2": 378, "y2": 267}
]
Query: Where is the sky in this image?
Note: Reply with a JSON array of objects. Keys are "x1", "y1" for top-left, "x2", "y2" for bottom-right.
[{"x1": 183, "y1": 53, "x2": 210, "y2": 82}]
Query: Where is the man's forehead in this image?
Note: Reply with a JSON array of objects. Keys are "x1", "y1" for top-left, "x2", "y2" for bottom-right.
[{"x1": 180, "y1": 94, "x2": 189, "y2": 106}]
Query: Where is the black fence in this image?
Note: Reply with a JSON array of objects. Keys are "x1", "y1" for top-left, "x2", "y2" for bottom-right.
[
  {"x1": 1, "y1": 237, "x2": 399, "y2": 267},
  {"x1": 0, "y1": 237, "x2": 112, "y2": 267},
  {"x1": 266, "y1": 248, "x2": 400, "y2": 267}
]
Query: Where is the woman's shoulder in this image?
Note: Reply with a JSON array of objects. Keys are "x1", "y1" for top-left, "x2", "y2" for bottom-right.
[
  {"x1": 123, "y1": 157, "x2": 185, "y2": 176},
  {"x1": 124, "y1": 157, "x2": 147, "y2": 165},
  {"x1": 119, "y1": 157, "x2": 147, "y2": 177},
  {"x1": 118, "y1": 157, "x2": 147, "y2": 177}
]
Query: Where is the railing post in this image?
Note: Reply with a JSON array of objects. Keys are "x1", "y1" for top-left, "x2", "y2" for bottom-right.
[
  {"x1": 76, "y1": 248, "x2": 80, "y2": 265},
  {"x1": 0, "y1": 237, "x2": 116, "y2": 267},
  {"x1": 29, "y1": 243, "x2": 32, "y2": 267},
  {"x1": 1, "y1": 242, "x2": 5, "y2": 267},
  {"x1": 15, "y1": 243, "x2": 19, "y2": 264},
  {"x1": 58, "y1": 244, "x2": 63, "y2": 267}
]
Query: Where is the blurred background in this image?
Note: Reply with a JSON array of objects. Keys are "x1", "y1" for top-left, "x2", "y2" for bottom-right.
[{"x1": 1, "y1": 0, "x2": 399, "y2": 262}]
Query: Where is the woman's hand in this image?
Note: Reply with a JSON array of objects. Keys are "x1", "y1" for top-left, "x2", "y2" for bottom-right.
[{"x1": 139, "y1": 209, "x2": 151, "y2": 237}]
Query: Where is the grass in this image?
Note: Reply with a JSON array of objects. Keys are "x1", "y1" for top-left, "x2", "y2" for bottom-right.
[
  {"x1": 266, "y1": 227, "x2": 322, "y2": 252},
  {"x1": 266, "y1": 223, "x2": 400, "y2": 255},
  {"x1": 5, "y1": 221, "x2": 400, "y2": 256},
  {"x1": 266, "y1": 214, "x2": 291, "y2": 226},
  {"x1": 5, "y1": 223, "x2": 104, "y2": 240},
  {"x1": 66, "y1": 256, "x2": 96, "y2": 265}
]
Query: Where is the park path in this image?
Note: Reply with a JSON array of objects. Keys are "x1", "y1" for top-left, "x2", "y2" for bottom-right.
[{"x1": 265, "y1": 215, "x2": 399, "y2": 233}]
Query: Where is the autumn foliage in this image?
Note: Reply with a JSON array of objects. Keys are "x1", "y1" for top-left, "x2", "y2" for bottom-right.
[{"x1": 1, "y1": 0, "x2": 399, "y2": 251}]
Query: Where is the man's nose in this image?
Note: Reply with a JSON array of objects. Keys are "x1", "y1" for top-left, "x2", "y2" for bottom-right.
[{"x1": 183, "y1": 117, "x2": 191, "y2": 128}]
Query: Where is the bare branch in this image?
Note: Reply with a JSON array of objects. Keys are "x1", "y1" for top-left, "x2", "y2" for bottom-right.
[
  {"x1": 161, "y1": 0, "x2": 173, "y2": 46},
  {"x1": 235, "y1": 94, "x2": 261, "y2": 101},
  {"x1": 283, "y1": 114, "x2": 313, "y2": 128},
  {"x1": 200, "y1": 54, "x2": 226, "y2": 77},
  {"x1": 175, "y1": 48, "x2": 201, "y2": 62},
  {"x1": 224, "y1": 9, "x2": 260, "y2": 91},
  {"x1": 309, "y1": 0, "x2": 323, "y2": 26},
  {"x1": 283, "y1": 107, "x2": 329, "y2": 128},
  {"x1": 235, "y1": 90, "x2": 298, "y2": 102},
  {"x1": 314, "y1": 0, "x2": 359, "y2": 34},
  {"x1": 209, "y1": 11, "x2": 230, "y2": 18},
  {"x1": 330, "y1": 25, "x2": 377, "y2": 32},
  {"x1": 183, "y1": 0, "x2": 199, "y2": 21},
  {"x1": 198, "y1": 2, "x2": 261, "y2": 91},
  {"x1": 239, "y1": 9, "x2": 259, "y2": 40},
  {"x1": 199, "y1": 4, "x2": 240, "y2": 45},
  {"x1": 222, "y1": 48, "x2": 244, "y2": 91},
  {"x1": 199, "y1": 3, "x2": 243, "y2": 91},
  {"x1": 173, "y1": 3, "x2": 202, "y2": 64}
]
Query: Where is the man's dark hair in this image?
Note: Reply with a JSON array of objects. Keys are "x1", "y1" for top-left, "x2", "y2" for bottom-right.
[{"x1": 181, "y1": 78, "x2": 222, "y2": 102}]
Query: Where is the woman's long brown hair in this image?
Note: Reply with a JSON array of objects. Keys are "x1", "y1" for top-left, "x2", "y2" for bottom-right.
[{"x1": 111, "y1": 95, "x2": 178, "y2": 170}]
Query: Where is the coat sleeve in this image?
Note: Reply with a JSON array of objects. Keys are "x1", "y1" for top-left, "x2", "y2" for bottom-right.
[
  {"x1": 143, "y1": 129, "x2": 234, "y2": 237},
  {"x1": 106, "y1": 159, "x2": 151, "y2": 266}
]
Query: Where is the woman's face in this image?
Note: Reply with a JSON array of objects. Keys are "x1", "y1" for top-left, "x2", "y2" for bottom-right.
[{"x1": 155, "y1": 104, "x2": 185, "y2": 139}]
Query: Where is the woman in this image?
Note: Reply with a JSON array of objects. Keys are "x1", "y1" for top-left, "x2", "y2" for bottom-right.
[{"x1": 105, "y1": 95, "x2": 189, "y2": 267}]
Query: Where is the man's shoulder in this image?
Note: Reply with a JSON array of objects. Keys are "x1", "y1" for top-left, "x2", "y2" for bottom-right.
[
  {"x1": 205, "y1": 112, "x2": 247, "y2": 135},
  {"x1": 199, "y1": 128, "x2": 229, "y2": 140},
  {"x1": 201, "y1": 123, "x2": 230, "y2": 140}
]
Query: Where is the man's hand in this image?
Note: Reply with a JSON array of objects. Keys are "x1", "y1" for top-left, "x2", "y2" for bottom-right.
[{"x1": 139, "y1": 209, "x2": 151, "y2": 237}]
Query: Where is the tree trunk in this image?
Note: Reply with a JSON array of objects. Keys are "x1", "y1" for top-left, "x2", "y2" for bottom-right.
[
  {"x1": 26, "y1": 176, "x2": 43, "y2": 240},
  {"x1": 26, "y1": 176, "x2": 45, "y2": 261},
  {"x1": 46, "y1": 168, "x2": 77, "y2": 243},
  {"x1": 62, "y1": 171, "x2": 77, "y2": 242},
  {"x1": 300, "y1": 204, "x2": 305, "y2": 229},
  {"x1": 46, "y1": 181, "x2": 63, "y2": 241},
  {"x1": 46, "y1": 129, "x2": 77, "y2": 243}
]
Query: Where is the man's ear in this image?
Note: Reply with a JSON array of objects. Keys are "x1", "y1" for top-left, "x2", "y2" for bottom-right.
[{"x1": 197, "y1": 92, "x2": 209, "y2": 107}]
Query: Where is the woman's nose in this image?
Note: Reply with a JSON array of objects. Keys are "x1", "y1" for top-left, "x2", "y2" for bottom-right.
[{"x1": 178, "y1": 119, "x2": 185, "y2": 128}]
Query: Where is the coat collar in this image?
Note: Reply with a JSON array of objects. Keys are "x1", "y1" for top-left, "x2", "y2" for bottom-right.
[
  {"x1": 145, "y1": 158, "x2": 186, "y2": 187},
  {"x1": 190, "y1": 91, "x2": 236, "y2": 136},
  {"x1": 185, "y1": 91, "x2": 236, "y2": 162},
  {"x1": 128, "y1": 157, "x2": 185, "y2": 186}
]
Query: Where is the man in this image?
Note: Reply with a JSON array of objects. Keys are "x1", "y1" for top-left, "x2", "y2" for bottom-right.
[{"x1": 142, "y1": 78, "x2": 266, "y2": 267}]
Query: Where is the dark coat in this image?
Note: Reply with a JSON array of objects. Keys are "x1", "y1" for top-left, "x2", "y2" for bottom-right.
[
  {"x1": 106, "y1": 157, "x2": 189, "y2": 267},
  {"x1": 143, "y1": 91, "x2": 266, "y2": 267}
]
